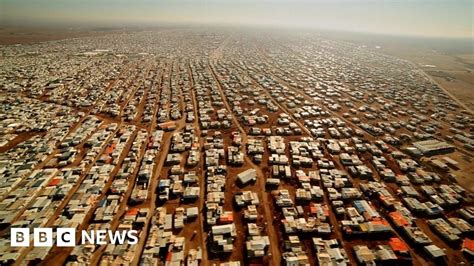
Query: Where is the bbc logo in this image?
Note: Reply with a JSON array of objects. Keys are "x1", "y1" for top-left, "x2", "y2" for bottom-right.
[
  {"x1": 11, "y1": 228, "x2": 76, "y2": 247},
  {"x1": 11, "y1": 228, "x2": 138, "y2": 247}
]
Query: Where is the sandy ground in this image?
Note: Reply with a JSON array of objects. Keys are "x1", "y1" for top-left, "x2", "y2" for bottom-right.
[
  {"x1": 0, "y1": 27, "x2": 123, "y2": 45},
  {"x1": 321, "y1": 31, "x2": 474, "y2": 113},
  {"x1": 375, "y1": 45, "x2": 474, "y2": 112}
]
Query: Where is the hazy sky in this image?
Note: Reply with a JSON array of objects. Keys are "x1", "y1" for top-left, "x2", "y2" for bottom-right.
[{"x1": 1, "y1": 0, "x2": 472, "y2": 38}]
